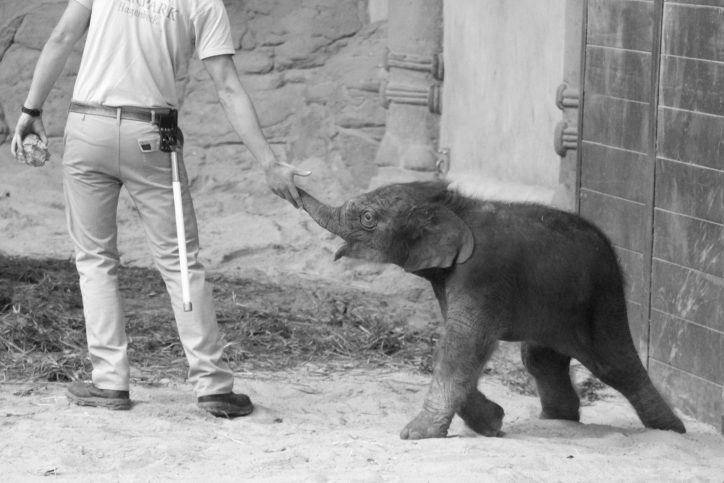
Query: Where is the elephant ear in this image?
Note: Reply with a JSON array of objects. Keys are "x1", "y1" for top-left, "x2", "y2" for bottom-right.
[{"x1": 399, "y1": 204, "x2": 475, "y2": 273}]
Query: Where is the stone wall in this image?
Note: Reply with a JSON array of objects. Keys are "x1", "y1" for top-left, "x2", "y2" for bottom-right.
[{"x1": 0, "y1": 0, "x2": 387, "y2": 197}]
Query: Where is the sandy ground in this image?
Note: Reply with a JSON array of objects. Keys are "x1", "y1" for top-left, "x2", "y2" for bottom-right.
[
  {"x1": 2, "y1": 367, "x2": 724, "y2": 482},
  {"x1": 2, "y1": 147, "x2": 724, "y2": 481}
]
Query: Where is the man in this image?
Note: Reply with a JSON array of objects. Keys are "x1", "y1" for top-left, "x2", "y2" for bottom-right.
[{"x1": 10, "y1": 0, "x2": 309, "y2": 417}]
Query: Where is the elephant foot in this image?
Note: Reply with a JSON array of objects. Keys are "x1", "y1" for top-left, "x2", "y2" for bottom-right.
[
  {"x1": 644, "y1": 415, "x2": 686, "y2": 434},
  {"x1": 458, "y1": 391, "x2": 505, "y2": 437},
  {"x1": 629, "y1": 386, "x2": 686, "y2": 434},
  {"x1": 637, "y1": 404, "x2": 685, "y2": 433},
  {"x1": 400, "y1": 411, "x2": 452, "y2": 440},
  {"x1": 540, "y1": 406, "x2": 580, "y2": 422}
]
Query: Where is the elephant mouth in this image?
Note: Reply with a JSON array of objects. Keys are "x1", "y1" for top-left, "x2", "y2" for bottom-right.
[
  {"x1": 334, "y1": 242, "x2": 387, "y2": 263},
  {"x1": 333, "y1": 243, "x2": 350, "y2": 261}
]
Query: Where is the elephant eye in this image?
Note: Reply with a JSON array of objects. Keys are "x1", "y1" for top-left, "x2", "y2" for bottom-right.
[{"x1": 360, "y1": 209, "x2": 377, "y2": 230}]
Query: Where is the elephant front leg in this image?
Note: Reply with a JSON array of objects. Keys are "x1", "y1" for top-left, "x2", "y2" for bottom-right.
[{"x1": 400, "y1": 314, "x2": 498, "y2": 440}]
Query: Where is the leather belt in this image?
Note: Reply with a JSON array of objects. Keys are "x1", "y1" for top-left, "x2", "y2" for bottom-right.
[{"x1": 69, "y1": 101, "x2": 174, "y2": 124}]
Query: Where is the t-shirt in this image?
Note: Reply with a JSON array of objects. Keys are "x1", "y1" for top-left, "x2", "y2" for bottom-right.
[{"x1": 72, "y1": 0, "x2": 235, "y2": 108}]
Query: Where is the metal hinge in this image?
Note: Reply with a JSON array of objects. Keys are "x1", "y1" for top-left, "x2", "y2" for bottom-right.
[
  {"x1": 554, "y1": 121, "x2": 578, "y2": 157},
  {"x1": 380, "y1": 80, "x2": 442, "y2": 115},
  {"x1": 383, "y1": 48, "x2": 444, "y2": 81}
]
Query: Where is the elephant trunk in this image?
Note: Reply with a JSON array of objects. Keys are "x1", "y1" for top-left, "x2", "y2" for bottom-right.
[{"x1": 298, "y1": 189, "x2": 349, "y2": 239}]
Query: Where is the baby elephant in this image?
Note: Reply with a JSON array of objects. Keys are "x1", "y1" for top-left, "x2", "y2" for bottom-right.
[{"x1": 299, "y1": 181, "x2": 685, "y2": 439}]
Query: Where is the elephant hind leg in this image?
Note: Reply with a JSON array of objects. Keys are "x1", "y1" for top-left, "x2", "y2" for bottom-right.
[
  {"x1": 577, "y1": 349, "x2": 685, "y2": 433},
  {"x1": 458, "y1": 389, "x2": 504, "y2": 436},
  {"x1": 577, "y1": 294, "x2": 685, "y2": 433},
  {"x1": 521, "y1": 342, "x2": 580, "y2": 421}
]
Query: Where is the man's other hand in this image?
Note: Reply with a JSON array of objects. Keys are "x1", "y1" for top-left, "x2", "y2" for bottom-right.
[{"x1": 11, "y1": 113, "x2": 48, "y2": 163}]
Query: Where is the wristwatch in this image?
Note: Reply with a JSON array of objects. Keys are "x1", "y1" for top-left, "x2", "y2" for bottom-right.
[{"x1": 21, "y1": 106, "x2": 42, "y2": 117}]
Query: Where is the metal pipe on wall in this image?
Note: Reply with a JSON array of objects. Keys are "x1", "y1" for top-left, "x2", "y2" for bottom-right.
[{"x1": 374, "y1": 0, "x2": 443, "y2": 178}]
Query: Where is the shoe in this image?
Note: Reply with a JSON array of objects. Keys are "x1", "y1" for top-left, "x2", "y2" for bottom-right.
[
  {"x1": 198, "y1": 392, "x2": 254, "y2": 418},
  {"x1": 66, "y1": 382, "x2": 132, "y2": 410}
]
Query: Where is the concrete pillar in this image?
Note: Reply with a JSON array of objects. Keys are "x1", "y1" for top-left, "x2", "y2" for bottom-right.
[{"x1": 372, "y1": 0, "x2": 443, "y2": 184}]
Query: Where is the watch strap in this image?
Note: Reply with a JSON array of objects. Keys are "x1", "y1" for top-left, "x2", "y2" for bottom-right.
[{"x1": 21, "y1": 106, "x2": 42, "y2": 117}]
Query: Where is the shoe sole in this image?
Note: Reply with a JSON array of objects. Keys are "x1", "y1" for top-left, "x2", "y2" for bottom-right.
[
  {"x1": 198, "y1": 402, "x2": 254, "y2": 418},
  {"x1": 66, "y1": 392, "x2": 132, "y2": 410}
]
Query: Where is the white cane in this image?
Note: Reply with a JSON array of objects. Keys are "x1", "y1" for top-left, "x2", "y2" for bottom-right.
[{"x1": 170, "y1": 148, "x2": 193, "y2": 312}]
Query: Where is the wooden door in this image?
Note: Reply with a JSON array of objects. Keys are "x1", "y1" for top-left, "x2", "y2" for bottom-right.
[
  {"x1": 576, "y1": 0, "x2": 723, "y2": 429},
  {"x1": 648, "y1": 0, "x2": 723, "y2": 432},
  {"x1": 578, "y1": 0, "x2": 657, "y2": 358}
]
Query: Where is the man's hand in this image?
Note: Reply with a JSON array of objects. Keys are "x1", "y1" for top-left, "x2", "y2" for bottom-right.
[
  {"x1": 10, "y1": 113, "x2": 48, "y2": 163},
  {"x1": 264, "y1": 161, "x2": 312, "y2": 209}
]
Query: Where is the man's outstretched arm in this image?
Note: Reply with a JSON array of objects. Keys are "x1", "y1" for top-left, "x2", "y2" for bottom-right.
[
  {"x1": 203, "y1": 54, "x2": 310, "y2": 208},
  {"x1": 11, "y1": 0, "x2": 91, "y2": 156}
]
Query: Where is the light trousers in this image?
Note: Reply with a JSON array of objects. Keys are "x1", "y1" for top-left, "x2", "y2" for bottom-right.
[{"x1": 62, "y1": 111, "x2": 234, "y2": 396}]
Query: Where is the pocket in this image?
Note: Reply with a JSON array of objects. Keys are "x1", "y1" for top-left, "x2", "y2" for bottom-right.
[
  {"x1": 141, "y1": 141, "x2": 189, "y2": 186},
  {"x1": 138, "y1": 135, "x2": 160, "y2": 154},
  {"x1": 61, "y1": 113, "x2": 88, "y2": 168},
  {"x1": 62, "y1": 113, "x2": 79, "y2": 161},
  {"x1": 139, "y1": 124, "x2": 186, "y2": 185},
  {"x1": 142, "y1": 146, "x2": 172, "y2": 186}
]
